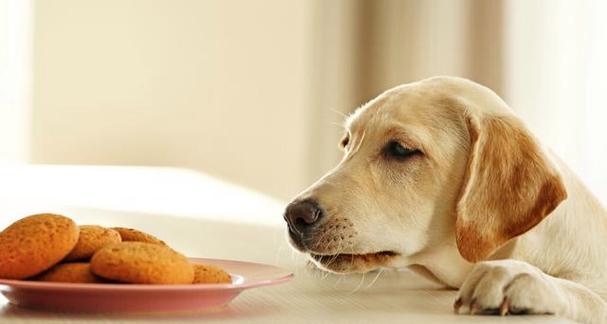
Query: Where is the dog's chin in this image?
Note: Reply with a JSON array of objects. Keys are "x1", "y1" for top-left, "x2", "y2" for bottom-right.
[
  {"x1": 308, "y1": 251, "x2": 398, "y2": 274},
  {"x1": 286, "y1": 230, "x2": 399, "y2": 273}
]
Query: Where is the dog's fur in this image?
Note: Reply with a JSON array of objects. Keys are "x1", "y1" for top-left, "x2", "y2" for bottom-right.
[{"x1": 285, "y1": 77, "x2": 607, "y2": 323}]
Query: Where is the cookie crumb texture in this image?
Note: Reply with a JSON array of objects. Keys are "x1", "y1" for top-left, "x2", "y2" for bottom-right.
[
  {"x1": 111, "y1": 227, "x2": 167, "y2": 246},
  {"x1": 65, "y1": 225, "x2": 122, "y2": 261},
  {"x1": 91, "y1": 242, "x2": 194, "y2": 284},
  {"x1": 35, "y1": 262, "x2": 105, "y2": 283},
  {"x1": 193, "y1": 263, "x2": 232, "y2": 284},
  {"x1": 0, "y1": 214, "x2": 80, "y2": 279}
]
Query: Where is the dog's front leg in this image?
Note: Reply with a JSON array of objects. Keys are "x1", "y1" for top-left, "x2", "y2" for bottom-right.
[{"x1": 454, "y1": 259, "x2": 607, "y2": 323}]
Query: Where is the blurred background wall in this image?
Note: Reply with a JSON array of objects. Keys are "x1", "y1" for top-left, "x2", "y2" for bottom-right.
[
  {"x1": 1, "y1": 0, "x2": 606, "y2": 201},
  {"x1": 31, "y1": 0, "x2": 312, "y2": 199},
  {"x1": 0, "y1": 0, "x2": 31, "y2": 162}
]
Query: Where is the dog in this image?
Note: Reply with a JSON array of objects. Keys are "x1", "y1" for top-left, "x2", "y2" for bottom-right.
[{"x1": 283, "y1": 76, "x2": 607, "y2": 323}]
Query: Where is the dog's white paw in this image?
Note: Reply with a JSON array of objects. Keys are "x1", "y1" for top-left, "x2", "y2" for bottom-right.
[{"x1": 454, "y1": 260, "x2": 568, "y2": 316}]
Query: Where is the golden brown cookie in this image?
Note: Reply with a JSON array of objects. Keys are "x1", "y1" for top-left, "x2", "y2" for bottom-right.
[
  {"x1": 90, "y1": 242, "x2": 193, "y2": 284},
  {"x1": 64, "y1": 225, "x2": 122, "y2": 261},
  {"x1": 192, "y1": 263, "x2": 231, "y2": 284},
  {"x1": 35, "y1": 262, "x2": 105, "y2": 283},
  {"x1": 0, "y1": 214, "x2": 79, "y2": 279},
  {"x1": 111, "y1": 227, "x2": 167, "y2": 246}
]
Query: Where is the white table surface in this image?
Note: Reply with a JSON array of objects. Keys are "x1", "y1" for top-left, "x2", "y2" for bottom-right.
[{"x1": 0, "y1": 165, "x2": 573, "y2": 323}]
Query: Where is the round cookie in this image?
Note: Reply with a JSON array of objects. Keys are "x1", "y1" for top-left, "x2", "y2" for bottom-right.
[
  {"x1": 64, "y1": 225, "x2": 122, "y2": 261},
  {"x1": 111, "y1": 227, "x2": 167, "y2": 246},
  {"x1": 192, "y1": 263, "x2": 231, "y2": 284},
  {"x1": 0, "y1": 214, "x2": 79, "y2": 279},
  {"x1": 36, "y1": 262, "x2": 104, "y2": 283},
  {"x1": 90, "y1": 242, "x2": 193, "y2": 284}
]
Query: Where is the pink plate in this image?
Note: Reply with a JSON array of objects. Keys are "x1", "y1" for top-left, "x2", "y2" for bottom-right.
[{"x1": 0, "y1": 258, "x2": 293, "y2": 313}]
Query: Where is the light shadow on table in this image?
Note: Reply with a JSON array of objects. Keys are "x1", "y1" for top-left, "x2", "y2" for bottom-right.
[{"x1": 0, "y1": 301, "x2": 284, "y2": 321}]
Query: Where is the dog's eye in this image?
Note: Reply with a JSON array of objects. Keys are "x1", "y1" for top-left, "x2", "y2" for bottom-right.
[
  {"x1": 340, "y1": 135, "x2": 350, "y2": 149},
  {"x1": 384, "y1": 141, "x2": 420, "y2": 160}
]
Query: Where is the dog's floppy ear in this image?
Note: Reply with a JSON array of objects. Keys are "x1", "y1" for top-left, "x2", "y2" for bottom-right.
[{"x1": 455, "y1": 114, "x2": 567, "y2": 262}]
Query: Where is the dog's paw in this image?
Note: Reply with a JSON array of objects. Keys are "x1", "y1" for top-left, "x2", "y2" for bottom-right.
[{"x1": 454, "y1": 260, "x2": 567, "y2": 316}]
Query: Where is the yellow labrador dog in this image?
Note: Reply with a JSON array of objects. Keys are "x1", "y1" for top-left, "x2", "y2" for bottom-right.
[{"x1": 284, "y1": 77, "x2": 607, "y2": 323}]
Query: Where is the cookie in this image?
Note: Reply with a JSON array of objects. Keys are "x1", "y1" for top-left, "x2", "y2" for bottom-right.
[
  {"x1": 111, "y1": 227, "x2": 167, "y2": 246},
  {"x1": 0, "y1": 214, "x2": 79, "y2": 279},
  {"x1": 90, "y1": 242, "x2": 193, "y2": 284},
  {"x1": 64, "y1": 225, "x2": 122, "y2": 261},
  {"x1": 35, "y1": 262, "x2": 104, "y2": 283},
  {"x1": 192, "y1": 263, "x2": 231, "y2": 284}
]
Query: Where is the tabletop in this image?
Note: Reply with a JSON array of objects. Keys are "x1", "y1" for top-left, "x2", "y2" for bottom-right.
[{"x1": 0, "y1": 165, "x2": 573, "y2": 323}]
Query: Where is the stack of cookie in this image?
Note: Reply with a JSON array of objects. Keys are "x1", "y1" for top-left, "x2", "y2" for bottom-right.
[{"x1": 0, "y1": 214, "x2": 231, "y2": 285}]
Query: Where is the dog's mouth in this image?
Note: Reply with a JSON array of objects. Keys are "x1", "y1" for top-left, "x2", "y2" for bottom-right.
[
  {"x1": 286, "y1": 224, "x2": 399, "y2": 272},
  {"x1": 310, "y1": 251, "x2": 398, "y2": 272}
]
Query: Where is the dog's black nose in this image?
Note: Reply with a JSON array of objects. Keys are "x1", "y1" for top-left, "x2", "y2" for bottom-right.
[{"x1": 284, "y1": 199, "x2": 323, "y2": 235}]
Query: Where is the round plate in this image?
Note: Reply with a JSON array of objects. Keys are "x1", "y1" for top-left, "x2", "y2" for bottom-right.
[{"x1": 0, "y1": 258, "x2": 293, "y2": 313}]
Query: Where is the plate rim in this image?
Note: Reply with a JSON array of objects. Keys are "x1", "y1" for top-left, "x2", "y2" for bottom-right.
[{"x1": 0, "y1": 257, "x2": 294, "y2": 292}]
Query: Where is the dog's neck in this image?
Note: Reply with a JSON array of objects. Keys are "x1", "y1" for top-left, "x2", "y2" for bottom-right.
[{"x1": 409, "y1": 240, "x2": 473, "y2": 288}]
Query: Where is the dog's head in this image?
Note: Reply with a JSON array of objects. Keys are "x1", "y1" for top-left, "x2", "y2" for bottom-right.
[{"x1": 284, "y1": 76, "x2": 567, "y2": 273}]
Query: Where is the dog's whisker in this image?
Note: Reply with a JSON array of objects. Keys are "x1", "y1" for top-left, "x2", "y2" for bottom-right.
[
  {"x1": 328, "y1": 121, "x2": 345, "y2": 129},
  {"x1": 350, "y1": 271, "x2": 366, "y2": 294},
  {"x1": 325, "y1": 238, "x2": 343, "y2": 266},
  {"x1": 365, "y1": 268, "x2": 384, "y2": 290},
  {"x1": 329, "y1": 107, "x2": 349, "y2": 119},
  {"x1": 322, "y1": 267, "x2": 331, "y2": 280},
  {"x1": 311, "y1": 225, "x2": 334, "y2": 252},
  {"x1": 290, "y1": 248, "x2": 298, "y2": 264},
  {"x1": 333, "y1": 273, "x2": 345, "y2": 288},
  {"x1": 349, "y1": 242, "x2": 355, "y2": 271},
  {"x1": 274, "y1": 242, "x2": 285, "y2": 265}
]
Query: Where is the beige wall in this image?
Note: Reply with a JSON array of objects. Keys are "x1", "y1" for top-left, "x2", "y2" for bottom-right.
[
  {"x1": 503, "y1": 0, "x2": 588, "y2": 169},
  {"x1": 351, "y1": 0, "x2": 504, "y2": 99},
  {"x1": 30, "y1": 0, "x2": 505, "y2": 200},
  {"x1": 32, "y1": 0, "x2": 312, "y2": 200},
  {"x1": 36, "y1": 1, "x2": 603, "y2": 202},
  {"x1": 0, "y1": 0, "x2": 31, "y2": 162}
]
